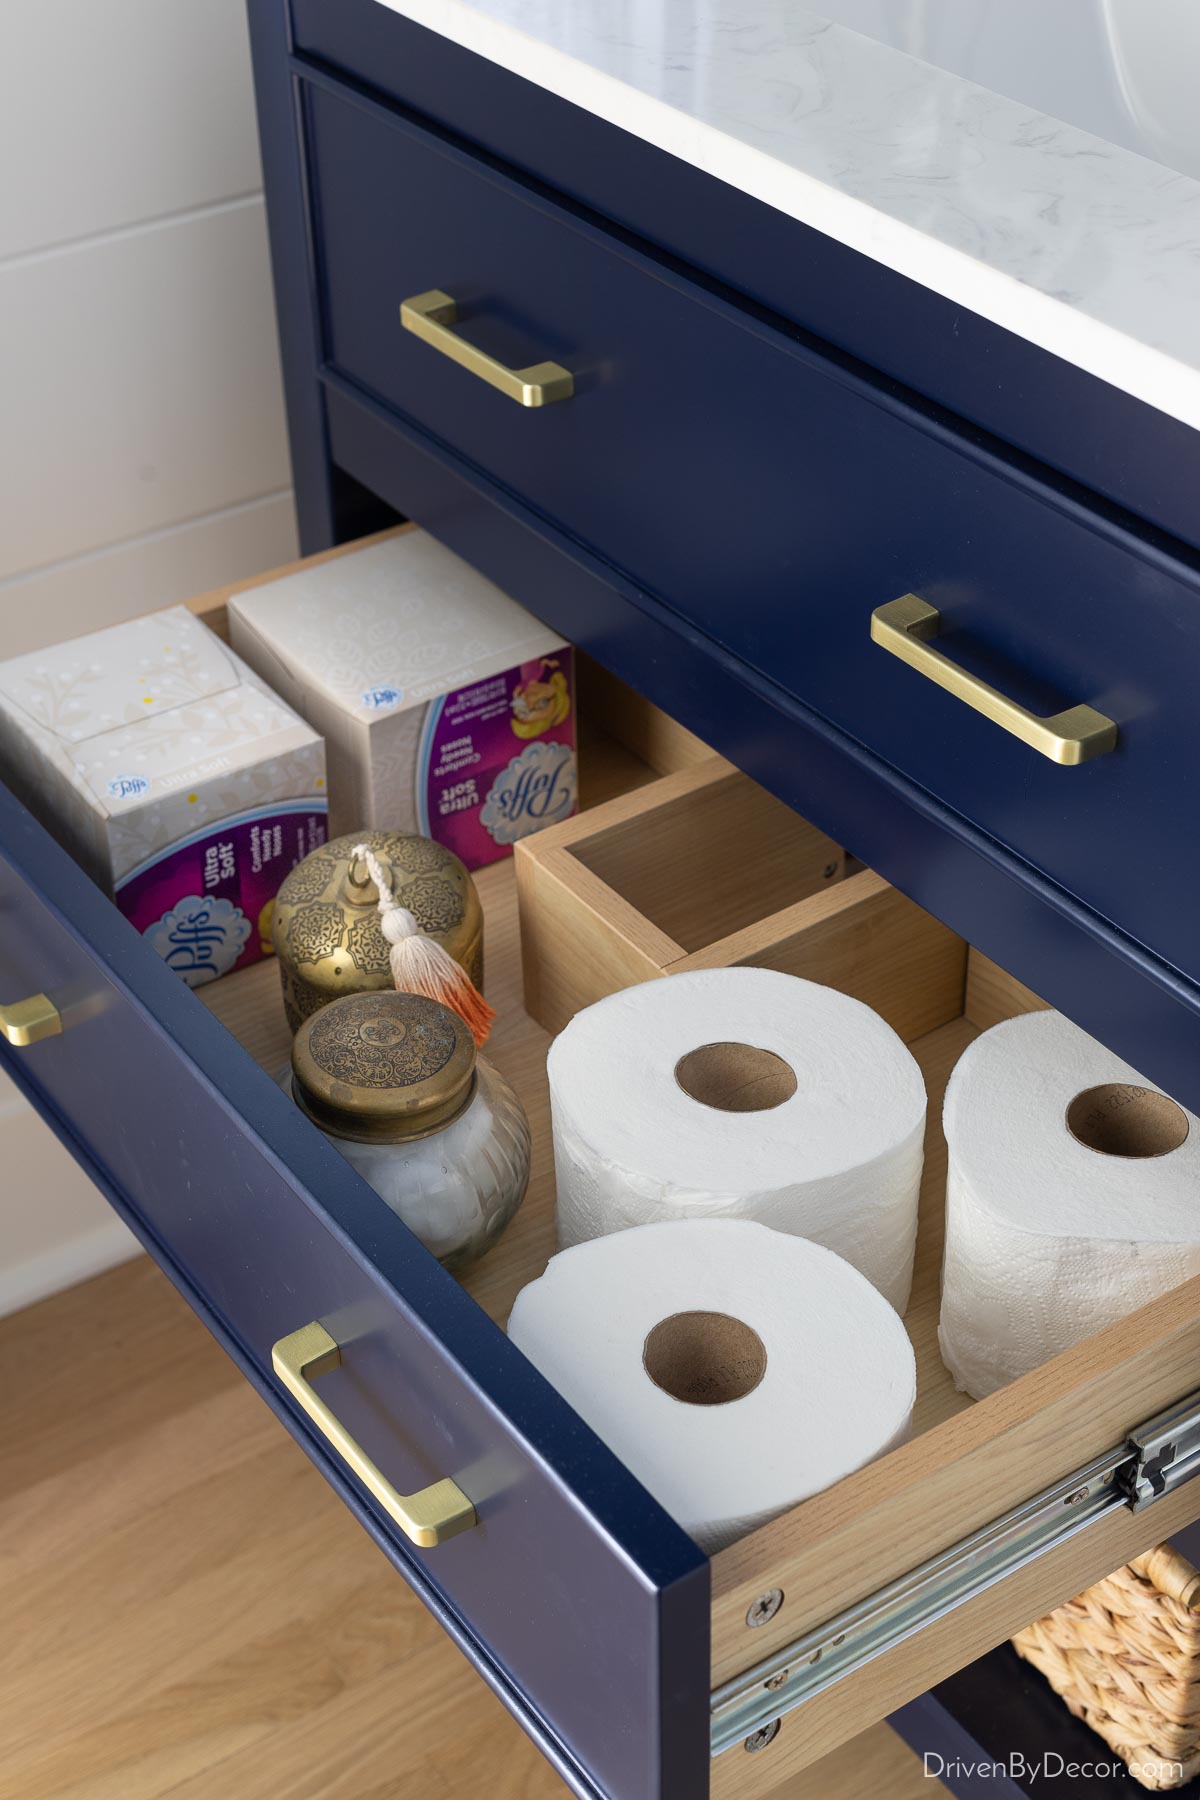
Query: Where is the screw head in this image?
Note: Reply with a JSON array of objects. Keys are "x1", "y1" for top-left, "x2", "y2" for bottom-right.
[
  {"x1": 765, "y1": 1669, "x2": 788, "y2": 1691},
  {"x1": 744, "y1": 1720, "x2": 781, "y2": 1754},
  {"x1": 746, "y1": 1588, "x2": 784, "y2": 1628},
  {"x1": 822, "y1": 862, "x2": 839, "y2": 880}
]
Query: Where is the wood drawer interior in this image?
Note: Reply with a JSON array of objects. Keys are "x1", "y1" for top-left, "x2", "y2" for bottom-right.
[
  {"x1": 572, "y1": 765, "x2": 843, "y2": 954},
  {"x1": 516, "y1": 754, "x2": 848, "y2": 1037},
  {"x1": 156, "y1": 542, "x2": 1200, "y2": 1790}
]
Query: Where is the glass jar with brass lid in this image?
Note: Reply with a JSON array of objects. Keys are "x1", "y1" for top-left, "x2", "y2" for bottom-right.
[
  {"x1": 273, "y1": 829, "x2": 484, "y2": 1034},
  {"x1": 280, "y1": 989, "x2": 529, "y2": 1270}
]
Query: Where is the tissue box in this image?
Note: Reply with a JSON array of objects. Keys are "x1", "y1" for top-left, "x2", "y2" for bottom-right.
[
  {"x1": 227, "y1": 533, "x2": 577, "y2": 868},
  {"x1": 0, "y1": 606, "x2": 327, "y2": 986}
]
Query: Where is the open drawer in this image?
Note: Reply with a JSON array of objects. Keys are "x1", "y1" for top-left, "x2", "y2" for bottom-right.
[{"x1": 4, "y1": 537, "x2": 1200, "y2": 1800}]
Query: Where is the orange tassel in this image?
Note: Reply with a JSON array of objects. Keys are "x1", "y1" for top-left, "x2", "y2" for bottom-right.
[{"x1": 351, "y1": 844, "x2": 495, "y2": 1047}]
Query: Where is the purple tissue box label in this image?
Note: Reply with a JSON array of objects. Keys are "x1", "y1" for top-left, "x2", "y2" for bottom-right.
[
  {"x1": 418, "y1": 649, "x2": 577, "y2": 869},
  {"x1": 116, "y1": 801, "x2": 328, "y2": 985}
]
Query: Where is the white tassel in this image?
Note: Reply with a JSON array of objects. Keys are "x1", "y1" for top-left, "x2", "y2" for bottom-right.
[{"x1": 351, "y1": 844, "x2": 494, "y2": 1047}]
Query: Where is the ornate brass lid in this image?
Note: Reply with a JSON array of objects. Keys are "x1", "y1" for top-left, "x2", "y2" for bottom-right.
[
  {"x1": 274, "y1": 829, "x2": 484, "y2": 1031},
  {"x1": 291, "y1": 991, "x2": 477, "y2": 1142}
]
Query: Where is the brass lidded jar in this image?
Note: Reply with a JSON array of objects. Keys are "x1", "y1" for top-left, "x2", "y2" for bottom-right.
[
  {"x1": 273, "y1": 829, "x2": 484, "y2": 1033},
  {"x1": 282, "y1": 990, "x2": 530, "y2": 1270}
]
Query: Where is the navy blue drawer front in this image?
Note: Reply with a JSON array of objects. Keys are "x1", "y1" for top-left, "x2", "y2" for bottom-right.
[
  {"x1": 0, "y1": 782, "x2": 707, "y2": 1800},
  {"x1": 289, "y1": 0, "x2": 1200, "y2": 558},
  {"x1": 303, "y1": 68, "x2": 1200, "y2": 1000}
]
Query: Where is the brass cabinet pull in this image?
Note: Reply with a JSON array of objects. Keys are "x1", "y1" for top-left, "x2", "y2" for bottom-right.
[
  {"x1": 272, "y1": 1321, "x2": 477, "y2": 1547},
  {"x1": 0, "y1": 993, "x2": 62, "y2": 1047},
  {"x1": 871, "y1": 595, "x2": 1118, "y2": 766},
  {"x1": 400, "y1": 289, "x2": 573, "y2": 407}
]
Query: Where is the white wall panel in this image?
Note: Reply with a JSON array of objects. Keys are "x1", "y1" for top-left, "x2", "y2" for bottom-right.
[
  {"x1": 0, "y1": 0, "x2": 262, "y2": 261},
  {"x1": 2, "y1": 2, "x2": 304, "y2": 1310},
  {"x1": 0, "y1": 198, "x2": 292, "y2": 583},
  {"x1": 0, "y1": 490, "x2": 298, "y2": 655},
  {"x1": 0, "y1": 1073, "x2": 141, "y2": 1320}
]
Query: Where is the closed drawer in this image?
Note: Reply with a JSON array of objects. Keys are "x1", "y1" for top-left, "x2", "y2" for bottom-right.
[
  {"x1": 303, "y1": 69, "x2": 1200, "y2": 1007},
  {"x1": 7, "y1": 542, "x2": 1200, "y2": 1800}
]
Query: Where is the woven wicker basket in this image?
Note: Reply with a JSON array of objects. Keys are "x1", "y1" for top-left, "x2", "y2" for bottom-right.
[{"x1": 1013, "y1": 1545, "x2": 1200, "y2": 1790}]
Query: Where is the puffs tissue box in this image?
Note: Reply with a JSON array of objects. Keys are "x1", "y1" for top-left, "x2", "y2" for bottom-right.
[
  {"x1": 227, "y1": 533, "x2": 577, "y2": 867},
  {"x1": 0, "y1": 606, "x2": 327, "y2": 986}
]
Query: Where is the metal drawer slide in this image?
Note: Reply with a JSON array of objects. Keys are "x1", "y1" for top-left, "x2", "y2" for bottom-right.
[{"x1": 711, "y1": 1384, "x2": 1200, "y2": 1755}]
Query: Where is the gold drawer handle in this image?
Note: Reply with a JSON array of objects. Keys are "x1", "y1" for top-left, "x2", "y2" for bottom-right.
[
  {"x1": 400, "y1": 289, "x2": 574, "y2": 407},
  {"x1": 272, "y1": 1321, "x2": 477, "y2": 1547},
  {"x1": 871, "y1": 595, "x2": 1118, "y2": 766},
  {"x1": 1, "y1": 992, "x2": 62, "y2": 1047}
]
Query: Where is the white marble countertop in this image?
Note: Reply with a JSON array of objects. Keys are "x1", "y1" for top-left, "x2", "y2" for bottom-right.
[{"x1": 375, "y1": 0, "x2": 1200, "y2": 432}]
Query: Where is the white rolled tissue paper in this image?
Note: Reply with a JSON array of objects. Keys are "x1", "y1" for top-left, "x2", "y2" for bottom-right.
[
  {"x1": 549, "y1": 967, "x2": 927, "y2": 1311},
  {"x1": 940, "y1": 1010, "x2": 1200, "y2": 1399},
  {"x1": 508, "y1": 1218, "x2": 916, "y2": 1551}
]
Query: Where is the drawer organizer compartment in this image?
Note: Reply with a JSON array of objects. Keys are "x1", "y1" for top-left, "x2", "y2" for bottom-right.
[
  {"x1": 6, "y1": 538, "x2": 1200, "y2": 1800},
  {"x1": 516, "y1": 756, "x2": 846, "y2": 1035}
]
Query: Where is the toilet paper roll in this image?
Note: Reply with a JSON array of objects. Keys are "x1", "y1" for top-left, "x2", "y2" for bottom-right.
[
  {"x1": 940, "y1": 1010, "x2": 1200, "y2": 1399},
  {"x1": 548, "y1": 967, "x2": 927, "y2": 1311},
  {"x1": 508, "y1": 1218, "x2": 916, "y2": 1552}
]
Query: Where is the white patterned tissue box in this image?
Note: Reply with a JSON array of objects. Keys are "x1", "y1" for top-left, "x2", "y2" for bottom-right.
[
  {"x1": 0, "y1": 606, "x2": 327, "y2": 986},
  {"x1": 226, "y1": 533, "x2": 576, "y2": 868}
]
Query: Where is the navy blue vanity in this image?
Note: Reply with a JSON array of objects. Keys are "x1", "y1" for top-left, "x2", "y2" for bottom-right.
[
  {"x1": 4, "y1": 2, "x2": 1200, "y2": 1795},
  {"x1": 261, "y1": 3, "x2": 1200, "y2": 1115}
]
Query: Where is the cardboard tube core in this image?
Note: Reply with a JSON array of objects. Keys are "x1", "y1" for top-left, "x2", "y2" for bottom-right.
[
  {"x1": 643, "y1": 1310, "x2": 767, "y2": 1406},
  {"x1": 1065, "y1": 1083, "x2": 1189, "y2": 1158},
  {"x1": 674, "y1": 1042, "x2": 797, "y2": 1113}
]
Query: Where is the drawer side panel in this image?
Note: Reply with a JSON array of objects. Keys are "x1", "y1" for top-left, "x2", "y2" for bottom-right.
[{"x1": 0, "y1": 783, "x2": 709, "y2": 1800}]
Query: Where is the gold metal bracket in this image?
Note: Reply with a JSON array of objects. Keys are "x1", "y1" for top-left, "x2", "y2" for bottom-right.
[
  {"x1": 271, "y1": 1321, "x2": 477, "y2": 1547},
  {"x1": 0, "y1": 992, "x2": 62, "y2": 1047},
  {"x1": 871, "y1": 595, "x2": 1118, "y2": 766},
  {"x1": 400, "y1": 289, "x2": 574, "y2": 407}
]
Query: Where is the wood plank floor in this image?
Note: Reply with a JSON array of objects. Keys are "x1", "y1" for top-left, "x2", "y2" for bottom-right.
[{"x1": 0, "y1": 1258, "x2": 930, "y2": 1799}]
